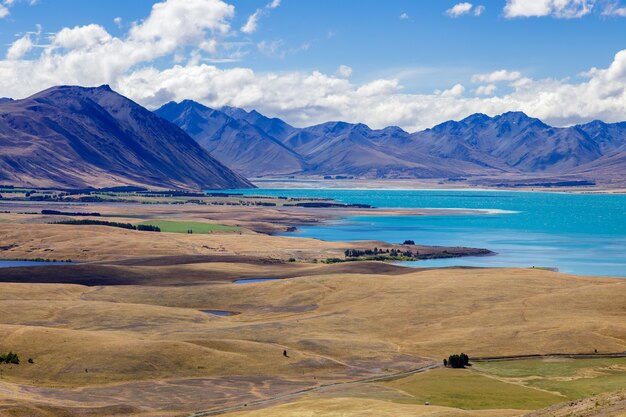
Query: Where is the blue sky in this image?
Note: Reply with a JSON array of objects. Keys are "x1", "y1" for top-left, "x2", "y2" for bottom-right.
[{"x1": 1, "y1": 0, "x2": 625, "y2": 130}]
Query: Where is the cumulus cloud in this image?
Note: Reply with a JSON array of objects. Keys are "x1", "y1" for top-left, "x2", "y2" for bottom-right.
[
  {"x1": 445, "y1": 2, "x2": 484, "y2": 17},
  {"x1": 471, "y1": 69, "x2": 522, "y2": 83},
  {"x1": 439, "y1": 83, "x2": 466, "y2": 97},
  {"x1": 0, "y1": 0, "x2": 235, "y2": 90},
  {"x1": 117, "y1": 48, "x2": 626, "y2": 131},
  {"x1": 504, "y1": 0, "x2": 594, "y2": 18},
  {"x1": 475, "y1": 84, "x2": 497, "y2": 96},
  {"x1": 0, "y1": 4, "x2": 8, "y2": 18},
  {"x1": 6, "y1": 34, "x2": 34, "y2": 60},
  {"x1": 446, "y1": 2, "x2": 473, "y2": 17},
  {"x1": 1, "y1": 0, "x2": 625, "y2": 132},
  {"x1": 399, "y1": 12, "x2": 410, "y2": 20}
]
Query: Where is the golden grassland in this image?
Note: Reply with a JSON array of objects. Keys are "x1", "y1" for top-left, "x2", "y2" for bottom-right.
[
  {"x1": 0, "y1": 199, "x2": 624, "y2": 416},
  {"x1": 0, "y1": 266, "x2": 625, "y2": 416}
]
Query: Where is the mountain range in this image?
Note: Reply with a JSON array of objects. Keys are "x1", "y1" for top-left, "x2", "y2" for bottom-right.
[
  {"x1": 156, "y1": 100, "x2": 626, "y2": 186},
  {"x1": 0, "y1": 86, "x2": 252, "y2": 190},
  {"x1": 1, "y1": 85, "x2": 624, "y2": 191}
]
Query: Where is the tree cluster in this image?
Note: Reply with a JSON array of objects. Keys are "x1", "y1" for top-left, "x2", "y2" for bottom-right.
[
  {"x1": 444, "y1": 353, "x2": 470, "y2": 368},
  {"x1": 344, "y1": 247, "x2": 418, "y2": 259}
]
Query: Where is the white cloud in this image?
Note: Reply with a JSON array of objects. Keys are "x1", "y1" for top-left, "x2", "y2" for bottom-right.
[
  {"x1": 116, "y1": 48, "x2": 626, "y2": 131},
  {"x1": 504, "y1": 0, "x2": 594, "y2": 18},
  {"x1": 1, "y1": 0, "x2": 625, "y2": 132},
  {"x1": 446, "y1": 2, "x2": 473, "y2": 17},
  {"x1": 54, "y1": 24, "x2": 112, "y2": 50},
  {"x1": 439, "y1": 83, "x2": 466, "y2": 97},
  {"x1": 474, "y1": 5, "x2": 486, "y2": 15},
  {"x1": 6, "y1": 34, "x2": 34, "y2": 60},
  {"x1": 471, "y1": 69, "x2": 522, "y2": 83},
  {"x1": 241, "y1": 9, "x2": 260, "y2": 34},
  {"x1": 241, "y1": 0, "x2": 282, "y2": 34},
  {"x1": 0, "y1": 0, "x2": 235, "y2": 89},
  {"x1": 475, "y1": 84, "x2": 497, "y2": 96},
  {"x1": 445, "y1": 2, "x2": 485, "y2": 17},
  {"x1": 113, "y1": 16, "x2": 122, "y2": 27},
  {"x1": 337, "y1": 64, "x2": 352, "y2": 78},
  {"x1": 0, "y1": 4, "x2": 8, "y2": 18},
  {"x1": 399, "y1": 12, "x2": 410, "y2": 20}
]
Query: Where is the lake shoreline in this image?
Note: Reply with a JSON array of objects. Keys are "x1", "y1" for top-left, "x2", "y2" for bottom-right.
[{"x1": 250, "y1": 178, "x2": 626, "y2": 195}]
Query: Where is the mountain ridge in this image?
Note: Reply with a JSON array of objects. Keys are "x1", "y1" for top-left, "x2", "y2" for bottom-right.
[
  {"x1": 0, "y1": 86, "x2": 253, "y2": 190},
  {"x1": 156, "y1": 100, "x2": 626, "y2": 184}
]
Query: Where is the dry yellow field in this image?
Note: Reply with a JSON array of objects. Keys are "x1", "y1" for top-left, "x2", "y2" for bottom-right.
[{"x1": 0, "y1": 264, "x2": 625, "y2": 416}]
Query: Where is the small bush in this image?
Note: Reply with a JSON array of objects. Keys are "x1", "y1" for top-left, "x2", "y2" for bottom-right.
[
  {"x1": 0, "y1": 352, "x2": 20, "y2": 364},
  {"x1": 403, "y1": 240, "x2": 415, "y2": 245}
]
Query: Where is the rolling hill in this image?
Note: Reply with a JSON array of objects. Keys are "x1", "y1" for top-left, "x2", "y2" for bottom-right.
[{"x1": 0, "y1": 86, "x2": 253, "y2": 190}]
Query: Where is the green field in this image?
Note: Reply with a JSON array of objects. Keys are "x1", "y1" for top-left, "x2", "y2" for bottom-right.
[
  {"x1": 474, "y1": 358, "x2": 626, "y2": 400},
  {"x1": 139, "y1": 220, "x2": 241, "y2": 234},
  {"x1": 383, "y1": 368, "x2": 561, "y2": 410}
]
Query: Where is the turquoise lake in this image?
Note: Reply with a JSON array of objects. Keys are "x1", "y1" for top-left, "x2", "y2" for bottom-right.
[{"x1": 218, "y1": 189, "x2": 626, "y2": 278}]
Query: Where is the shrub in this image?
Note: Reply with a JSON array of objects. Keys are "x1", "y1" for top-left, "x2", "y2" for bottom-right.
[
  {"x1": 0, "y1": 352, "x2": 20, "y2": 364},
  {"x1": 403, "y1": 240, "x2": 415, "y2": 245}
]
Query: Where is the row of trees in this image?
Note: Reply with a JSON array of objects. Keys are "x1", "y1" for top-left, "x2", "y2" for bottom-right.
[
  {"x1": 54, "y1": 219, "x2": 161, "y2": 232},
  {"x1": 344, "y1": 248, "x2": 419, "y2": 258}
]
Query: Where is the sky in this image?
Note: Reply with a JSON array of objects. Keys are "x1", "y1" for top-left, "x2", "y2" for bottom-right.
[{"x1": 0, "y1": 0, "x2": 625, "y2": 131}]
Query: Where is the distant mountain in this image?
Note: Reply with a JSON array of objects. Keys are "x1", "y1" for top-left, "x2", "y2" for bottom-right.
[
  {"x1": 155, "y1": 101, "x2": 306, "y2": 176},
  {"x1": 411, "y1": 112, "x2": 607, "y2": 173},
  {"x1": 221, "y1": 106, "x2": 297, "y2": 142},
  {"x1": 0, "y1": 86, "x2": 253, "y2": 190},
  {"x1": 155, "y1": 100, "x2": 626, "y2": 185}
]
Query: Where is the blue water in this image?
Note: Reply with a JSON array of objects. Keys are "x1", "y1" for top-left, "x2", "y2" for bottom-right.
[
  {"x1": 200, "y1": 310, "x2": 238, "y2": 316},
  {"x1": 0, "y1": 260, "x2": 72, "y2": 268},
  {"x1": 215, "y1": 188, "x2": 626, "y2": 278},
  {"x1": 233, "y1": 278, "x2": 281, "y2": 284}
]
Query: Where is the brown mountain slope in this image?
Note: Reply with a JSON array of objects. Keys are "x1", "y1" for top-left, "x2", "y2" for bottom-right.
[{"x1": 0, "y1": 85, "x2": 253, "y2": 190}]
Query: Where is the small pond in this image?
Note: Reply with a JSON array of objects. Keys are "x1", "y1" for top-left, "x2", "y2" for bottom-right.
[
  {"x1": 232, "y1": 278, "x2": 281, "y2": 284},
  {"x1": 0, "y1": 260, "x2": 73, "y2": 268},
  {"x1": 200, "y1": 310, "x2": 239, "y2": 316}
]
